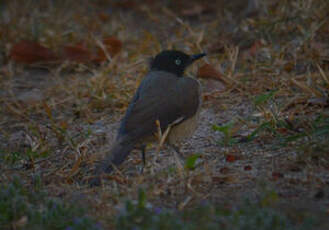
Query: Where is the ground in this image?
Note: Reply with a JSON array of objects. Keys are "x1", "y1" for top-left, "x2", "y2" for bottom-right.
[{"x1": 0, "y1": 0, "x2": 329, "y2": 229}]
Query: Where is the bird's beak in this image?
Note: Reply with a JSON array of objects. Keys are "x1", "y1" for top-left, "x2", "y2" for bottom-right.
[{"x1": 190, "y1": 53, "x2": 206, "y2": 62}]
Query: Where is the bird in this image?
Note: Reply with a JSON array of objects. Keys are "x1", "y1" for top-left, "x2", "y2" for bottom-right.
[{"x1": 91, "y1": 50, "x2": 206, "y2": 185}]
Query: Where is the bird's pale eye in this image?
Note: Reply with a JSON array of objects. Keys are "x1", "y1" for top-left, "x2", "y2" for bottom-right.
[{"x1": 175, "y1": 59, "x2": 182, "y2": 65}]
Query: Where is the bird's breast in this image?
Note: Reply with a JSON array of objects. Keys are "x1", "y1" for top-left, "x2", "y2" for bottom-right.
[{"x1": 168, "y1": 78, "x2": 202, "y2": 144}]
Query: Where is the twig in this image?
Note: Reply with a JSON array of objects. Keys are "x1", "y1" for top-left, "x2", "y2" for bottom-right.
[
  {"x1": 93, "y1": 35, "x2": 112, "y2": 63},
  {"x1": 317, "y1": 64, "x2": 329, "y2": 85}
]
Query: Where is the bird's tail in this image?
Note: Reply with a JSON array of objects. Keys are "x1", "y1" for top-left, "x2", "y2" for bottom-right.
[{"x1": 95, "y1": 137, "x2": 135, "y2": 174}]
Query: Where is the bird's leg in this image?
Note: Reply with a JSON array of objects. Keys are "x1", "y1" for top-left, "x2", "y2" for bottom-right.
[
  {"x1": 170, "y1": 144, "x2": 184, "y2": 160},
  {"x1": 169, "y1": 144, "x2": 184, "y2": 175}
]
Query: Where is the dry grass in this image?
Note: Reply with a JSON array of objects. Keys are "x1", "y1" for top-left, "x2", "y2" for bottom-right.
[{"x1": 0, "y1": 0, "x2": 329, "y2": 229}]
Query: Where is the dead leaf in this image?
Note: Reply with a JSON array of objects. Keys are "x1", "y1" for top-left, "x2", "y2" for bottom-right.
[
  {"x1": 63, "y1": 43, "x2": 93, "y2": 63},
  {"x1": 103, "y1": 36, "x2": 122, "y2": 56},
  {"x1": 203, "y1": 79, "x2": 226, "y2": 94},
  {"x1": 93, "y1": 36, "x2": 122, "y2": 63},
  {"x1": 10, "y1": 40, "x2": 57, "y2": 64},
  {"x1": 197, "y1": 64, "x2": 223, "y2": 81},
  {"x1": 225, "y1": 154, "x2": 237, "y2": 163}
]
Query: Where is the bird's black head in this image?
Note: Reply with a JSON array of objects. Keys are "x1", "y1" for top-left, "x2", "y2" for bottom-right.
[{"x1": 150, "y1": 50, "x2": 206, "y2": 76}]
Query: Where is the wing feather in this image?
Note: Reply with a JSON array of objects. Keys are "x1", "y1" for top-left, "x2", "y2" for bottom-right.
[{"x1": 118, "y1": 71, "x2": 200, "y2": 142}]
